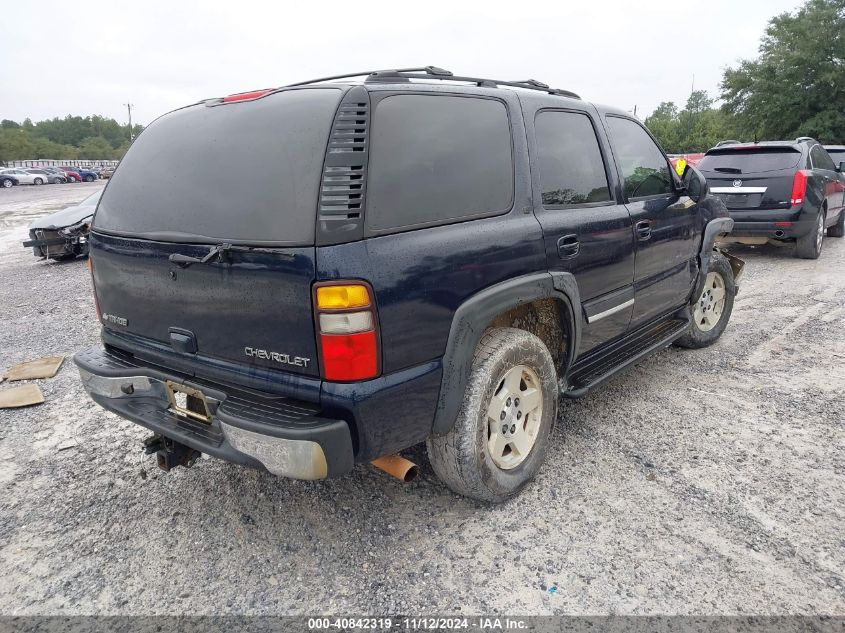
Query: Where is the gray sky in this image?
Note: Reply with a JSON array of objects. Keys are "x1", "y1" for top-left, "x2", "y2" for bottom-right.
[{"x1": 1, "y1": 0, "x2": 801, "y2": 127}]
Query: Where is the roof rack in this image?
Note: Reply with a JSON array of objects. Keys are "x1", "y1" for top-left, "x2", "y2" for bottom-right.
[
  {"x1": 795, "y1": 136, "x2": 816, "y2": 143},
  {"x1": 284, "y1": 66, "x2": 581, "y2": 100}
]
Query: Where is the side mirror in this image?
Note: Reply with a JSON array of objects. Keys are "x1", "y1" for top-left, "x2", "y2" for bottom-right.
[
  {"x1": 838, "y1": 161, "x2": 845, "y2": 173},
  {"x1": 681, "y1": 165, "x2": 708, "y2": 203}
]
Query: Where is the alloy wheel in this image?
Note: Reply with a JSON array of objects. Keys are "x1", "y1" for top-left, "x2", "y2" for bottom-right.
[
  {"x1": 486, "y1": 364, "x2": 544, "y2": 470},
  {"x1": 693, "y1": 271, "x2": 726, "y2": 332}
]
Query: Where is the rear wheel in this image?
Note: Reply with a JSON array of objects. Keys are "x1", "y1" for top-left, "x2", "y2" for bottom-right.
[
  {"x1": 426, "y1": 327, "x2": 558, "y2": 503},
  {"x1": 795, "y1": 211, "x2": 825, "y2": 259},
  {"x1": 827, "y1": 209, "x2": 845, "y2": 238},
  {"x1": 675, "y1": 251, "x2": 735, "y2": 349}
]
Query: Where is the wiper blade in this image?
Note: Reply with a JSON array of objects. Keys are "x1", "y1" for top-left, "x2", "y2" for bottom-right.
[{"x1": 169, "y1": 243, "x2": 233, "y2": 267}]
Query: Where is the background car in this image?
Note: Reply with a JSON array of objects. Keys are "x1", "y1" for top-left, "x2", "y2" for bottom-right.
[
  {"x1": 698, "y1": 138, "x2": 845, "y2": 258},
  {"x1": 40, "y1": 167, "x2": 68, "y2": 183},
  {"x1": 76, "y1": 167, "x2": 98, "y2": 182},
  {"x1": 40, "y1": 167, "x2": 68, "y2": 182},
  {"x1": 0, "y1": 172, "x2": 19, "y2": 188},
  {"x1": 22, "y1": 189, "x2": 102, "y2": 260},
  {"x1": 98, "y1": 166, "x2": 115, "y2": 178},
  {"x1": 0, "y1": 168, "x2": 47, "y2": 185},
  {"x1": 60, "y1": 168, "x2": 82, "y2": 182},
  {"x1": 27, "y1": 168, "x2": 64, "y2": 184}
]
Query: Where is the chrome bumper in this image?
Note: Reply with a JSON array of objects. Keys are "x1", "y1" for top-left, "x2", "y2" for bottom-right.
[{"x1": 77, "y1": 368, "x2": 339, "y2": 480}]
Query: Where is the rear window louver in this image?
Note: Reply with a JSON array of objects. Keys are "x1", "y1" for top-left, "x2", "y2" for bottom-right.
[{"x1": 317, "y1": 86, "x2": 370, "y2": 246}]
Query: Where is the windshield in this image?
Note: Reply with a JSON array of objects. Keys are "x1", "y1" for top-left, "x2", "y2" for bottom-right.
[
  {"x1": 698, "y1": 147, "x2": 801, "y2": 174},
  {"x1": 94, "y1": 87, "x2": 343, "y2": 246}
]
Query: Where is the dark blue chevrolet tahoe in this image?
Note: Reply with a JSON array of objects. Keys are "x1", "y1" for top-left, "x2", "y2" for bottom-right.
[{"x1": 74, "y1": 67, "x2": 740, "y2": 502}]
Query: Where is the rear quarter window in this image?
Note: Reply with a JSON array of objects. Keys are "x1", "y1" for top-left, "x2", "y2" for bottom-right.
[
  {"x1": 698, "y1": 148, "x2": 801, "y2": 173},
  {"x1": 365, "y1": 94, "x2": 513, "y2": 233},
  {"x1": 94, "y1": 88, "x2": 343, "y2": 246}
]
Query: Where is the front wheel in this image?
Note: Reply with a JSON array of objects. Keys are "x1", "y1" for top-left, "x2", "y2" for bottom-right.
[
  {"x1": 1, "y1": 178, "x2": 12, "y2": 188},
  {"x1": 84, "y1": 175, "x2": 94, "y2": 182},
  {"x1": 426, "y1": 327, "x2": 558, "y2": 503},
  {"x1": 33, "y1": 178, "x2": 43, "y2": 185},
  {"x1": 675, "y1": 251, "x2": 736, "y2": 349}
]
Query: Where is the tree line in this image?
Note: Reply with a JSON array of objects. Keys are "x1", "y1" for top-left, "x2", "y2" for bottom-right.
[
  {"x1": 646, "y1": 0, "x2": 845, "y2": 154},
  {"x1": 0, "y1": 115, "x2": 144, "y2": 163}
]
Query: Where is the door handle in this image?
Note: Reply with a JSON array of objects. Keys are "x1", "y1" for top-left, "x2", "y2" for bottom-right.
[
  {"x1": 557, "y1": 234, "x2": 580, "y2": 259},
  {"x1": 635, "y1": 220, "x2": 652, "y2": 241}
]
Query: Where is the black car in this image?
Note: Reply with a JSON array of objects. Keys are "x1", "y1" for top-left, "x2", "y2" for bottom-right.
[
  {"x1": 698, "y1": 139, "x2": 845, "y2": 258},
  {"x1": 0, "y1": 172, "x2": 18, "y2": 188},
  {"x1": 73, "y1": 66, "x2": 740, "y2": 502}
]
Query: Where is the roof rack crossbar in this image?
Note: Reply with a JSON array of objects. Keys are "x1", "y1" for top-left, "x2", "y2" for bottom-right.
[
  {"x1": 285, "y1": 67, "x2": 438, "y2": 88},
  {"x1": 281, "y1": 66, "x2": 580, "y2": 99},
  {"x1": 365, "y1": 71, "x2": 581, "y2": 99}
]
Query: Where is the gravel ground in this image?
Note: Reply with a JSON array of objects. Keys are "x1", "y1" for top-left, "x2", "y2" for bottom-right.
[{"x1": 0, "y1": 185, "x2": 843, "y2": 616}]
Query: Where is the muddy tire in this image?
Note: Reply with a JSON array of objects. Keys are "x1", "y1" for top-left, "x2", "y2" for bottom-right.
[
  {"x1": 675, "y1": 251, "x2": 735, "y2": 349},
  {"x1": 426, "y1": 327, "x2": 558, "y2": 503},
  {"x1": 827, "y1": 209, "x2": 845, "y2": 238},
  {"x1": 795, "y1": 211, "x2": 825, "y2": 259}
]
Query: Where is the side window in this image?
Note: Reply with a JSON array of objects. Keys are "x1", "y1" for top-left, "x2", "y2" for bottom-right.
[
  {"x1": 606, "y1": 116, "x2": 674, "y2": 199},
  {"x1": 366, "y1": 94, "x2": 513, "y2": 233},
  {"x1": 811, "y1": 145, "x2": 836, "y2": 171},
  {"x1": 535, "y1": 111, "x2": 611, "y2": 207}
]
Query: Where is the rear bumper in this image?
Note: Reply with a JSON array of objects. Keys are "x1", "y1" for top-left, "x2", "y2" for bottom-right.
[
  {"x1": 725, "y1": 208, "x2": 817, "y2": 240},
  {"x1": 73, "y1": 346, "x2": 354, "y2": 479}
]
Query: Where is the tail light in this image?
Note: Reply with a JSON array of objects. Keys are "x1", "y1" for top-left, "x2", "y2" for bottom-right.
[
  {"x1": 791, "y1": 170, "x2": 810, "y2": 205},
  {"x1": 314, "y1": 282, "x2": 380, "y2": 382},
  {"x1": 87, "y1": 257, "x2": 101, "y2": 320},
  {"x1": 222, "y1": 89, "x2": 273, "y2": 103}
]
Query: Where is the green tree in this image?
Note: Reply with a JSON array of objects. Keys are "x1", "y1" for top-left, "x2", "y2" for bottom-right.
[
  {"x1": 645, "y1": 91, "x2": 736, "y2": 153},
  {"x1": 721, "y1": 0, "x2": 845, "y2": 142},
  {"x1": 0, "y1": 129, "x2": 35, "y2": 163},
  {"x1": 77, "y1": 136, "x2": 116, "y2": 160},
  {"x1": 645, "y1": 102, "x2": 681, "y2": 151}
]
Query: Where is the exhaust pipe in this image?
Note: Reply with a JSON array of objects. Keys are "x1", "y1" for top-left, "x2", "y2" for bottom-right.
[{"x1": 371, "y1": 454, "x2": 419, "y2": 482}]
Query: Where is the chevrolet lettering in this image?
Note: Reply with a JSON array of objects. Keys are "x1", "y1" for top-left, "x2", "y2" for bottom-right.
[{"x1": 244, "y1": 347, "x2": 311, "y2": 368}]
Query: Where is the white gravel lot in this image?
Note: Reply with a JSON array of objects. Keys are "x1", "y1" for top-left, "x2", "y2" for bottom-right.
[{"x1": 0, "y1": 184, "x2": 843, "y2": 616}]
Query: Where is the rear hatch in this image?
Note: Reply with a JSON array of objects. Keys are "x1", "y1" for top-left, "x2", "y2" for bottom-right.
[
  {"x1": 91, "y1": 87, "x2": 346, "y2": 379},
  {"x1": 698, "y1": 146, "x2": 802, "y2": 210}
]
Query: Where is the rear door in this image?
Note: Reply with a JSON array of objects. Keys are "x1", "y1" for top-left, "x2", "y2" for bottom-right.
[
  {"x1": 528, "y1": 105, "x2": 635, "y2": 354},
  {"x1": 810, "y1": 144, "x2": 845, "y2": 218},
  {"x1": 604, "y1": 115, "x2": 698, "y2": 328},
  {"x1": 91, "y1": 87, "x2": 346, "y2": 380}
]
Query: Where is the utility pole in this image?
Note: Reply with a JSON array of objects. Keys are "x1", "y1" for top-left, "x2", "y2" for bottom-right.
[{"x1": 124, "y1": 103, "x2": 134, "y2": 141}]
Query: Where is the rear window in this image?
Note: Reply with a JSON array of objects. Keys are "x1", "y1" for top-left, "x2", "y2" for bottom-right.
[
  {"x1": 366, "y1": 94, "x2": 513, "y2": 233},
  {"x1": 698, "y1": 148, "x2": 801, "y2": 174},
  {"x1": 95, "y1": 88, "x2": 343, "y2": 246}
]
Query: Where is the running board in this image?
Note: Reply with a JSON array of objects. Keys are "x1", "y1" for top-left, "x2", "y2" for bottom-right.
[{"x1": 564, "y1": 317, "x2": 689, "y2": 398}]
